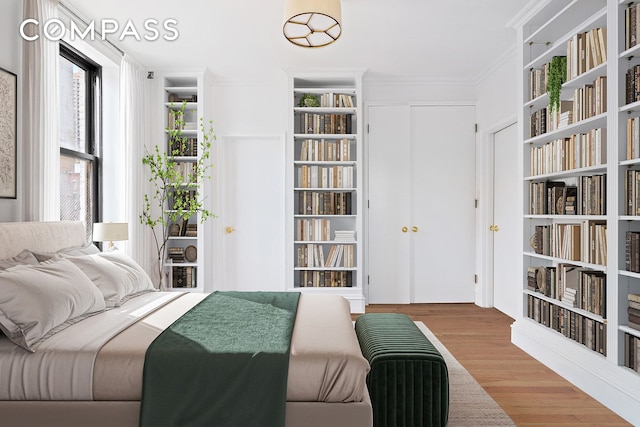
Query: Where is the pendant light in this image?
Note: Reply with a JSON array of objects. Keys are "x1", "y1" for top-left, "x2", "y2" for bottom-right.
[{"x1": 283, "y1": 0, "x2": 342, "y2": 47}]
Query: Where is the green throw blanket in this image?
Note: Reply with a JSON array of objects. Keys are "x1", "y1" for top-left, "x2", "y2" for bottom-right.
[{"x1": 139, "y1": 291, "x2": 300, "y2": 427}]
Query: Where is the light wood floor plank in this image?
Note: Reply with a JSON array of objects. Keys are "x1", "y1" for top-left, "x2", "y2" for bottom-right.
[{"x1": 357, "y1": 303, "x2": 631, "y2": 426}]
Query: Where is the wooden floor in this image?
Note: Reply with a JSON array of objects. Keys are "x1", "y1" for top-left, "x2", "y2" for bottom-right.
[{"x1": 357, "y1": 303, "x2": 631, "y2": 427}]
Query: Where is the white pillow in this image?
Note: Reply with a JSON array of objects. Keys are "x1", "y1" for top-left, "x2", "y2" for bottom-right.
[
  {"x1": 62, "y1": 254, "x2": 138, "y2": 308},
  {"x1": 96, "y1": 251, "x2": 156, "y2": 301},
  {"x1": 0, "y1": 250, "x2": 39, "y2": 270},
  {"x1": 31, "y1": 243, "x2": 100, "y2": 262},
  {"x1": 0, "y1": 258, "x2": 106, "y2": 352}
]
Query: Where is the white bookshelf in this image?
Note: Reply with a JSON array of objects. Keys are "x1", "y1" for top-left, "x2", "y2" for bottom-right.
[
  {"x1": 286, "y1": 71, "x2": 365, "y2": 312},
  {"x1": 513, "y1": 2, "x2": 640, "y2": 424}
]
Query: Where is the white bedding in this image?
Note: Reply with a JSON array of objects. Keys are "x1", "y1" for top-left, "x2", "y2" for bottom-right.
[{"x1": 0, "y1": 292, "x2": 182, "y2": 400}]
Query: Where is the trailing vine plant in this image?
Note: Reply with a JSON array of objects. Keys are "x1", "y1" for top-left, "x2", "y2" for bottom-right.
[
  {"x1": 547, "y1": 56, "x2": 567, "y2": 113},
  {"x1": 140, "y1": 101, "x2": 216, "y2": 288}
]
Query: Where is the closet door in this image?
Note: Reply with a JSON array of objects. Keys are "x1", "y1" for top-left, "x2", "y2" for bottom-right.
[
  {"x1": 410, "y1": 105, "x2": 476, "y2": 302},
  {"x1": 367, "y1": 105, "x2": 411, "y2": 303}
]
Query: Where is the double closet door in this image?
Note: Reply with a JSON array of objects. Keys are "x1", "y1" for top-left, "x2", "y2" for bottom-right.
[{"x1": 367, "y1": 105, "x2": 476, "y2": 303}]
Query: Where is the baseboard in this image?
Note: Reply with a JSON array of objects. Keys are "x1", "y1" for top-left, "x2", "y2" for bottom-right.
[{"x1": 511, "y1": 318, "x2": 640, "y2": 426}]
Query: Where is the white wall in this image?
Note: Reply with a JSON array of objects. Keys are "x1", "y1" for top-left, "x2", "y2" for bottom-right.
[
  {"x1": 475, "y1": 52, "x2": 519, "y2": 129},
  {"x1": 0, "y1": 0, "x2": 22, "y2": 222}
]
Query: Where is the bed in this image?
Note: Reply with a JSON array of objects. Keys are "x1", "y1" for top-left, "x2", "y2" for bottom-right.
[{"x1": 0, "y1": 221, "x2": 372, "y2": 427}]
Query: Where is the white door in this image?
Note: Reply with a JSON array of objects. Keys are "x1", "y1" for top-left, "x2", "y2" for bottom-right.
[
  {"x1": 367, "y1": 105, "x2": 411, "y2": 303},
  {"x1": 492, "y1": 123, "x2": 519, "y2": 318},
  {"x1": 410, "y1": 105, "x2": 476, "y2": 302},
  {"x1": 219, "y1": 136, "x2": 285, "y2": 291}
]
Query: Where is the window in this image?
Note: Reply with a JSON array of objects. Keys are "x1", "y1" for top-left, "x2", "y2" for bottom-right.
[{"x1": 58, "y1": 44, "x2": 101, "y2": 240}]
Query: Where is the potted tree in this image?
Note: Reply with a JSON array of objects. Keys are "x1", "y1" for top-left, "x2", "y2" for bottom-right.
[{"x1": 140, "y1": 102, "x2": 215, "y2": 289}]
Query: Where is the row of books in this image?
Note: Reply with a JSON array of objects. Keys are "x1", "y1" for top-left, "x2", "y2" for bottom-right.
[
  {"x1": 172, "y1": 266, "x2": 196, "y2": 288},
  {"x1": 296, "y1": 243, "x2": 355, "y2": 268},
  {"x1": 167, "y1": 109, "x2": 184, "y2": 131},
  {"x1": 527, "y1": 295, "x2": 606, "y2": 355},
  {"x1": 297, "y1": 165, "x2": 355, "y2": 189},
  {"x1": 629, "y1": 294, "x2": 640, "y2": 330},
  {"x1": 627, "y1": 234, "x2": 640, "y2": 273},
  {"x1": 169, "y1": 137, "x2": 198, "y2": 157},
  {"x1": 566, "y1": 27, "x2": 607, "y2": 81},
  {"x1": 315, "y1": 93, "x2": 354, "y2": 108},
  {"x1": 527, "y1": 264, "x2": 606, "y2": 317},
  {"x1": 531, "y1": 221, "x2": 607, "y2": 265},
  {"x1": 296, "y1": 218, "x2": 331, "y2": 241},
  {"x1": 528, "y1": 62, "x2": 550, "y2": 101},
  {"x1": 299, "y1": 113, "x2": 353, "y2": 135},
  {"x1": 570, "y1": 76, "x2": 607, "y2": 122},
  {"x1": 528, "y1": 128, "x2": 606, "y2": 176},
  {"x1": 298, "y1": 270, "x2": 352, "y2": 288},
  {"x1": 625, "y1": 65, "x2": 640, "y2": 105},
  {"x1": 170, "y1": 190, "x2": 197, "y2": 208},
  {"x1": 167, "y1": 246, "x2": 185, "y2": 263},
  {"x1": 529, "y1": 175, "x2": 606, "y2": 216},
  {"x1": 625, "y1": 3, "x2": 640, "y2": 51},
  {"x1": 529, "y1": 181, "x2": 576, "y2": 215},
  {"x1": 624, "y1": 169, "x2": 640, "y2": 216},
  {"x1": 169, "y1": 221, "x2": 197, "y2": 237},
  {"x1": 624, "y1": 333, "x2": 640, "y2": 373},
  {"x1": 298, "y1": 138, "x2": 352, "y2": 162},
  {"x1": 529, "y1": 107, "x2": 547, "y2": 138},
  {"x1": 297, "y1": 191, "x2": 353, "y2": 215},
  {"x1": 167, "y1": 93, "x2": 197, "y2": 103},
  {"x1": 626, "y1": 116, "x2": 640, "y2": 160}
]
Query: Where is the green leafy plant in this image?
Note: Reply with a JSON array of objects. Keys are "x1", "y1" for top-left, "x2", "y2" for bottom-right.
[
  {"x1": 299, "y1": 93, "x2": 320, "y2": 107},
  {"x1": 547, "y1": 56, "x2": 567, "y2": 113},
  {"x1": 140, "y1": 101, "x2": 216, "y2": 287}
]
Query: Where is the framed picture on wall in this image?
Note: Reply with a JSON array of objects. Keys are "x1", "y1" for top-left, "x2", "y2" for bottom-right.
[{"x1": 0, "y1": 67, "x2": 17, "y2": 199}]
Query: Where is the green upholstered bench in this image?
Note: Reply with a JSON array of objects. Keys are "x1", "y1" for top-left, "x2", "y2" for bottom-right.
[{"x1": 355, "y1": 313, "x2": 449, "y2": 427}]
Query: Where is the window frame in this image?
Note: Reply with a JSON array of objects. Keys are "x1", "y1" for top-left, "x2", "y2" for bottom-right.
[{"x1": 58, "y1": 43, "x2": 102, "y2": 228}]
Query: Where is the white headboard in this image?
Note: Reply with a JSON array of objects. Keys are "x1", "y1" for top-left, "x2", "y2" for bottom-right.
[{"x1": 0, "y1": 221, "x2": 86, "y2": 259}]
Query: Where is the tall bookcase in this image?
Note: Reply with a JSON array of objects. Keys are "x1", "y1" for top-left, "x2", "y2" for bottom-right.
[
  {"x1": 286, "y1": 71, "x2": 365, "y2": 312},
  {"x1": 513, "y1": 1, "x2": 640, "y2": 424},
  {"x1": 159, "y1": 71, "x2": 213, "y2": 292}
]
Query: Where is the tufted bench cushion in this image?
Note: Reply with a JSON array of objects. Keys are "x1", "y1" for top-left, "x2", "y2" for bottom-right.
[{"x1": 355, "y1": 313, "x2": 449, "y2": 427}]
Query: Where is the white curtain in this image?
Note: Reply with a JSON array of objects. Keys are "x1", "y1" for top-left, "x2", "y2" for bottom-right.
[
  {"x1": 120, "y1": 54, "x2": 152, "y2": 278},
  {"x1": 22, "y1": 0, "x2": 60, "y2": 221}
]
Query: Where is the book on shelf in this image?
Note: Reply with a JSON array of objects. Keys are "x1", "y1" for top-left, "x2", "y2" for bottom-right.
[
  {"x1": 624, "y1": 333, "x2": 640, "y2": 373},
  {"x1": 624, "y1": 170, "x2": 640, "y2": 215},
  {"x1": 299, "y1": 138, "x2": 351, "y2": 162},
  {"x1": 566, "y1": 27, "x2": 606, "y2": 80},
  {"x1": 297, "y1": 191, "x2": 352, "y2": 215},
  {"x1": 296, "y1": 218, "x2": 331, "y2": 241},
  {"x1": 172, "y1": 265, "x2": 197, "y2": 288},
  {"x1": 333, "y1": 230, "x2": 356, "y2": 242},
  {"x1": 529, "y1": 128, "x2": 606, "y2": 176},
  {"x1": 627, "y1": 116, "x2": 640, "y2": 160},
  {"x1": 167, "y1": 246, "x2": 185, "y2": 263},
  {"x1": 571, "y1": 76, "x2": 607, "y2": 123},
  {"x1": 529, "y1": 107, "x2": 547, "y2": 138},
  {"x1": 527, "y1": 294, "x2": 606, "y2": 355},
  {"x1": 299, "y1": 113, "x2": 353, "y2": 134},
  {"x1": 298, "y1": 270, "x2": 352, "y2": 288},
  {"x1": 625, "y1": 232, "x2": 640, "y2": 272},
  {"x1": 626, "y1": 3, "x2": 640, "y2": 51},
  {"x1": 297, "y1": 165, "x2": 354, "y2": 189},
  {"x1": 531, "y1": 221, "x2": 607, "y2": 265},
  {"x1": 169, "y1": 137, "x2": 197, "y2": 157},
  {"x1": 529, "y1": 62, "x2": 550, "y2": 101},
  {"x1": 318, "y1": 92, "x2": 354, "y2": 108}
]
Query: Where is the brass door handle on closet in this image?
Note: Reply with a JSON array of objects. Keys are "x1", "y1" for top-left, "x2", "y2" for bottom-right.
[
  {"x1": 412, "y1": 226, "x2": 419, "y2": 232},
  {"x1": 225, "y1": 226, "x2": 236, "y2": 234},
  {"x1": 489, "y1": 225, "x2": 500, "y2": 232},
  {"x1": 402, "y1": 226, "x2": 408, "y2": 233}
]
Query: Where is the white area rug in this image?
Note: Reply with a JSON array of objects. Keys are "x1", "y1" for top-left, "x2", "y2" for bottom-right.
[{"x1": 415, "y1": 322, "x2": 516, "y2": 426}]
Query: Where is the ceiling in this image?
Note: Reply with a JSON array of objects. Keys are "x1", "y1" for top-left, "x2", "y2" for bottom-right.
[{"x1": 62, "y1": 0, "x2": 531, "y2": 83}]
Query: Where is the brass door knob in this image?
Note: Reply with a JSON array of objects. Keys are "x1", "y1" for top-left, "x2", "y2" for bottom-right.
[
  {"x1": 489, "y1": 225, "x2": 500, "y2": 232},
  {"x1": 412, "y1": 226, "x2": 418, "y2": 232},
  {"x1": 225, "y1": 226, "x2": 236, "y2": 234},
  {"x1": 402, "y1": 226, "x2": 408, "y2": 233}
]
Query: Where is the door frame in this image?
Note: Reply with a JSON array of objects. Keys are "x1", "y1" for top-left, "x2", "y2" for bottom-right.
[{"x1": 475, "y1": 117, "x2": 517, "y2": 308}]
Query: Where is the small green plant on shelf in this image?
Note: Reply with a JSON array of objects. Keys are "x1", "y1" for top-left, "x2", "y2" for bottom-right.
[
  {"x1": 299, "y1": 93, "x2": 320, "y2": 107},
  {"x1": 140, "y1": 101, "x2": 216, "y2": 289},
  {"x1": 547, "y1": 56, "x2": 567, "y2": 113}
]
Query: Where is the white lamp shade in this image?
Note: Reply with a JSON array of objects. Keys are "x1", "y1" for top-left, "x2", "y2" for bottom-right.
[
  {"x1": 283, "y1": 0, "x2": 342, "y2": 47},
  {"x1": 92, "y1": 222, "x2": 129, "y2": 242}
]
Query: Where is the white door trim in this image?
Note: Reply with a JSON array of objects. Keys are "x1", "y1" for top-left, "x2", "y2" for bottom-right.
[{"x1": 475, "y1": 117, "x2": 517, "y2": 308}]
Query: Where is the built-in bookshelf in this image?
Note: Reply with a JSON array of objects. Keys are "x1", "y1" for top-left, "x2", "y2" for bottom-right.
[
  {"x1": 514, "y1": 1, "x2": 640, "y2": 424},
  {"x1": 286, "y1": 71, "x2": 365, "y2": 312},
  {"x1": 160, "y1": 72, "x2": 212, "y2": 292}
]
